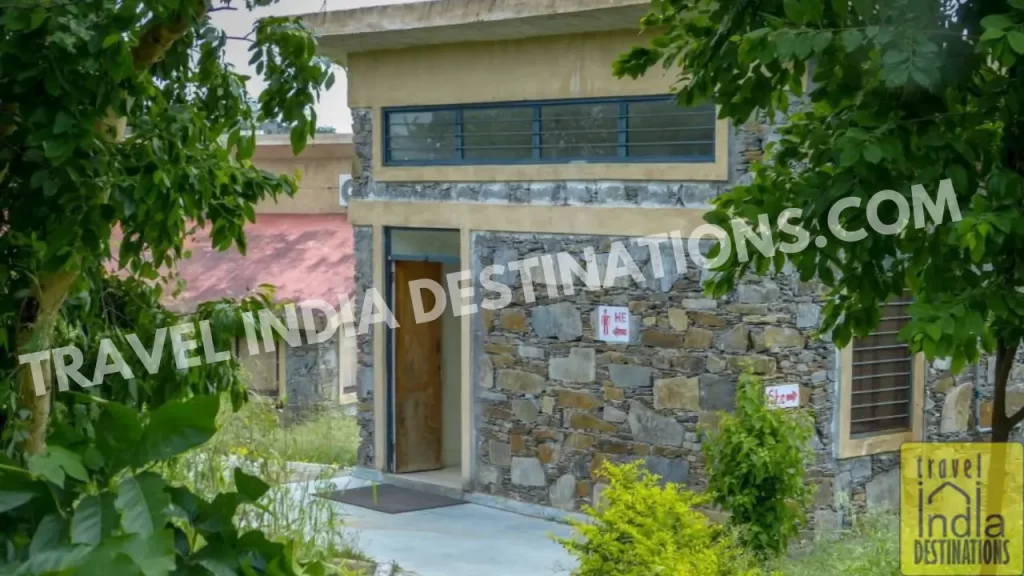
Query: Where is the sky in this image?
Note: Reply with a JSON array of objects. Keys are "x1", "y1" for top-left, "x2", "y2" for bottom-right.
[{"x1": 212, "y1": 0, "x2": 421, "y2": 133}]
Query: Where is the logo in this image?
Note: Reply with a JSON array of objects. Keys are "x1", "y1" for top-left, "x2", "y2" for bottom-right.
[{"x1": 900, "y1": 442, "x2": 1023, "y2": 575}]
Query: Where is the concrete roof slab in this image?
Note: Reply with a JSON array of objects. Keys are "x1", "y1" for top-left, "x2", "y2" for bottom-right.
[{"x1": 301, "y1": 0, "x2": 650, "y2": 61}]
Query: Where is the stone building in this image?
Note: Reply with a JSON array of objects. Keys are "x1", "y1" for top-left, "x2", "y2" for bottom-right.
[
  {"x1": 304, "y1": 0, "x2": 1024, "y2": 527},
  {"x1": 168, "y1": 133, "x2": 359, "y2": 415}
]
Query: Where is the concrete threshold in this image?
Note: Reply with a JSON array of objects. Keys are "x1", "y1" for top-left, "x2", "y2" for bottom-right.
[{"x1": 350, "y1": 466, "x2": 590, "y2": 525}]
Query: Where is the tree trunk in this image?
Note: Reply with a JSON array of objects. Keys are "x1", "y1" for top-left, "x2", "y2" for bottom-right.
[
  {"x1": 11, "y1": 5, "x2": 203, "y2": 456},
  {"x1": 14, "y1": 268, "x2": 79, "y2": 455},
  {"x1": 990, "y1": 341, "x2": 1016, "y2": 443}
]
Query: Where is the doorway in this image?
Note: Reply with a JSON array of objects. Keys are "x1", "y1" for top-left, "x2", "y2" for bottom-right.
[{"x1": 386, "y1": 228, "x2": 462, "y2": 485}]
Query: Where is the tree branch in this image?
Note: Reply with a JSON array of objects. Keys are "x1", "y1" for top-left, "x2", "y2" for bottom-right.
[
  {"x1": 132, "y1": 1, "x2": 207, "y2": 71},
  {"x1": 1010, "y1": 404, "x2": 1024, "y2": 429}
]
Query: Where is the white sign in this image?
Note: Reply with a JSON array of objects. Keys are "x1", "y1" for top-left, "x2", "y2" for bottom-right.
[
  {"x1": 597, "y1": 306, "x2": 630, "y2": 343},
  {"x1": 765, "y1": 383, "x2": 802, "y2": 409}
]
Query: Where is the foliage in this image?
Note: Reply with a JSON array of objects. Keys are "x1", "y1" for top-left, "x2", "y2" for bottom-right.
[
  {"x1": 0, "y1": 0, "x2": 340, "y2": 573},
  {"x1": 617, "y1": 0, "x2": 1024, "y2": 441},
  {"x1": 161, "y1": 396, "x2": 368, "y2": 568},
  {"x1": 774, "y1": 512, "x2": 898, "y2": 576},
  {"x1": 702, "y1": 374, "x2": 815, "y2": 557},
  {"x1": 203, "y1": 397, "x2": 359, "y2": 469},
  {"x1": 556, "y1": 460, "x2": 766, "y2": 576}
]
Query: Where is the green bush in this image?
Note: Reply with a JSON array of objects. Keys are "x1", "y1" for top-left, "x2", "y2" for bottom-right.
[
  {"x1": 774, "y1": 513, "x2": 898, "y2": 576},
  {"x1": 556, "y1": 461, "x2": 765, "y2": 576},
  {"x1": 702, "y1": 373, "x2": 815, "y2": 558}
]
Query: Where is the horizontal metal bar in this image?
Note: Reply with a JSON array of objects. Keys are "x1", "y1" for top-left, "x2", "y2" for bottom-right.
[
  {"x1": 384, "y1": 155, "x2": 719, "y2": 167},
  {"x1": 452, "y1": 125, "x2": 718, "y2": 137},
  {"x1": 388, "y1": 253, "x2": 461, "y2": 265},
  {"x1": 853, "y1": 399, "x2": 910, "y2": 409},
  {"x1": 879, "y1": 315, "x2": 911, "y2": 321},
  {"x1": 882, "y1": 301, "x2": 913, "y2": 307},
  {"x1": 851, "y1": 357, "x2": 911, "y2": 367},
  {"x1": 852, "y1": 385, "x2": 913, "y2": 395},
  {"x1": 862, "y1": 329, "x2": 902, "y2": 337},
  {"x1": 389, "y1": 140, "x2": 716, "y2": 152},
  {"x1": 854, "y1": 343, "x2": 910, "y2": 352},
  {"x1": 852, "y1": 371, "x2": 911, "y2": 381},
  {"x1": 850, "y1": 414, "x2": 911, "y2": 424}
]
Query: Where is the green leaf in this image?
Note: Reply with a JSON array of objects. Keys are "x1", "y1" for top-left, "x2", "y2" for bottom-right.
[
  {"x1": 96, "y1": 401, "x2": 143, "y2": 472},
  {"x1": 115, "y1": 472, "x2": 171, "y2": 535},
  {"x1": 290, "y1": 123, "x2": 307, "y2": 155},
  {"x1": 136, "y1": 395, "x2": 220, "y2": 465},
  {"x1": 863, "y1": 143, "x2": 882, "y2": 164},
  {"x1": 830, "y1": 0, "x2": 849, "y2": 21},
  {"x1": 71, "y1": 493, "x2": 119, "y2": 545},
  {"x1": 53, "y1": 111, "x2": 75, "y2": 134},
  {"x1": 0, "y1": 490, "x2": 35, "y2": 514},
  {"x1": 119, "y1": 530, "x2": 177, "y2": 576},
  {"x1": 30, "y1": 514, "x2": 66, "y2": 555},
  {"x1": 783, "y1": 0, "x2": 805, "y2": 23},
  {"x1": 234, "y1": 467, "x2": 270, "y2": 503},
  {"x1": 27, "y1": 446, "x2": 89, "y2": 487},
  {"x1": 981, "y1": 27, "x2": 1006, "y2": 41},
  {"x1": 981, "y1": 14, "x2": 1014, "y2": 30},
  {"x1": 1008, "y1": 31, "x2": 1024, "y2": 54}
]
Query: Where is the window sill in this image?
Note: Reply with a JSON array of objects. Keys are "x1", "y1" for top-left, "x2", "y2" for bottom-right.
[{"x1": 838, "y1": 430, "x2": 916, "y2": 459}]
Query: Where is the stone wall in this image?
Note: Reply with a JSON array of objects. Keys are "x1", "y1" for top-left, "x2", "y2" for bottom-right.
[
  {"x1": 283, "y1": 333, "x2": 341, "y2": 414},
  {"x1": 468, "y1": 232, "x2": 836, "y2": 514},
  {"x1": 353, "y1": 226, "x2": 376, "y2": 468}
]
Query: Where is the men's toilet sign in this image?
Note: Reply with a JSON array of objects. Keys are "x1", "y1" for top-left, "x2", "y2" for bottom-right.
[{"x1": 598, "y1": 306, "x2": 630, "y2": 343}]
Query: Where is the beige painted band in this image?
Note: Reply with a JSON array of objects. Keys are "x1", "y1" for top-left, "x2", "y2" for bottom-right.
[
  {"x1": 372, "y1": 225, "x2": 387, "y2": 471},
  {"x1": 350, "y1": 200, "x2": 711, "y2": 238}
]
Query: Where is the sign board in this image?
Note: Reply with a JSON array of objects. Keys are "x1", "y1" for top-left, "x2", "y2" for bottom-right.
[
  {"x1": 597, "y1": 306, "x2": 630, "y2": 343},
  {"x1": 765, "y1": 383, "x2": 801, "y2": 409}
]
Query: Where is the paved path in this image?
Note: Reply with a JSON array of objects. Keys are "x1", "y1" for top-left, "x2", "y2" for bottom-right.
[{"x1": 300, "y1": 476, "x2": 577, "y2": 576}]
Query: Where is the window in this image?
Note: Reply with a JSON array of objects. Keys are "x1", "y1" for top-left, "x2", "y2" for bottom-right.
[
  {"x1": 838, "y1": 292, "x2": 925, "y2": 458},
  {"x1": 383, "y1": 96, "x2": 716, "y2": 165}
]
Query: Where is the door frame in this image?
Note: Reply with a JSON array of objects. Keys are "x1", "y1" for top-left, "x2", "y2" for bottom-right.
[{"x1": 383, "y1": 226, "x2": 461, "y2": 474}]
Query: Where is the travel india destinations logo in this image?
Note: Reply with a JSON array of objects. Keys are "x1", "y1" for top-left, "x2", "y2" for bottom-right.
[{"x1": 899, "y1": 442, "x2": 1023, "y2": 575}]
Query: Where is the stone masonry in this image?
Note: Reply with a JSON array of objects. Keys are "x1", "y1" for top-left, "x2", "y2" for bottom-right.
[
  {"x1": 469, "y1": 233, "x2": 835, "y2": 514},
  {"x1": 349, "y1": 102, "x2": 1024, "y2": 531}
]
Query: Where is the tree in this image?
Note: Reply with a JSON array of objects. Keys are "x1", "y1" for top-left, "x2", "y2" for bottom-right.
[
  {"x1": 616, "y1": 0, "x2": 1024, "y2": 443},
  {"x1": 0, "y1": 0, "x2": 336, "y2": 572}
]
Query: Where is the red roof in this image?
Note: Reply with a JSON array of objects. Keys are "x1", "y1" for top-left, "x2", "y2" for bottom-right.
[{"x1": 165, "y1": 214, "x2": 354, "y2": 311}]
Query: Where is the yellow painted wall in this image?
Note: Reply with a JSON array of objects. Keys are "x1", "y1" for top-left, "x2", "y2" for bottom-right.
[
  {"x1": 348, "y1": 30, "x2": 676, "y2": 107},
  {"x1": 348, "y1": 30, "x2": 728, "y2": 182},
  {"x1": 252, "y1": 148, "x2": 354, "y2": 214}
]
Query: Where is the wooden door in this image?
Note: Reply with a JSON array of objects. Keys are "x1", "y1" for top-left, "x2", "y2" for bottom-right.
[{"x1": 393, "y1": 260, "x2": 444, "y2": 473}]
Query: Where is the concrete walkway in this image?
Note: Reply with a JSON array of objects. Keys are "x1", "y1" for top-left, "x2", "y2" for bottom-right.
[{"x1": 302, "y1": 476, "x2": 578, "y2": 576}]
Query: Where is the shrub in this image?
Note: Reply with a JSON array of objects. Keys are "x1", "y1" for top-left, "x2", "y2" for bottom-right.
[
  {"x1": 556, "y1": 461, "x2": 764, "y2": 576},
  {"x1": 702, "y1": 373, "x2": 815, "y2": 558},
  {"x1": 774, "y1": 512, "x2": 898, "y2": 576}
]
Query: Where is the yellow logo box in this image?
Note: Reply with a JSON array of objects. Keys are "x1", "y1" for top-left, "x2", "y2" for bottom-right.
[{"x1": 900, "y1": 442, "x2": 1023, "y2": 575}]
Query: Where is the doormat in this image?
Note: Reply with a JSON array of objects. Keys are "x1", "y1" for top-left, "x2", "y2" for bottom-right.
[{"x1": 319, "y1": 484, "x2": 466, "y2": 514}]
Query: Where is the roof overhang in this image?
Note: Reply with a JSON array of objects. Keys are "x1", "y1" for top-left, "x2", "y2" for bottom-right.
[
  {"x1": 254, "y1": 133, "x2": 353, "y2": 161},
  {"x1": 300, "y1": 0, "x2": 650, "y2": 64}
]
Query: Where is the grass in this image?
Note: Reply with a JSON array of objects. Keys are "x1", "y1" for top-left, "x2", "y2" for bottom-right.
[
  {"x1": 213, "y1": 396, "x2": 360, "y2": 468},
  {"x1": 162, "y1": 394, "x2": 371, "y2": 570},
  {"x1": 267, "y1": 405, "x2": 360, "y2": 467},
  {"x1": 773, "y1": 513, "x2": 899, "y2": 576}
]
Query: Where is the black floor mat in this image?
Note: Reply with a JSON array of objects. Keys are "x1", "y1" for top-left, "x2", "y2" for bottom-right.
[{"x1": 319, "y1": 484, "x2": 466, "y2": 514}]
